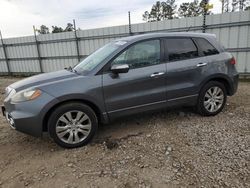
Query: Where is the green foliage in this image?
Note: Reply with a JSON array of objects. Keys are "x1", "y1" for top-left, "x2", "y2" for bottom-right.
[
  {"x1": 142, "y1": 0, "x2": 177, "y2": 22},
  {"x1": 178, "y1": 0, "x2": 202, "y2": 18},
  {"x1": 37, "y1": 25, "x2": 49, "y2": 34},
  {"x1": 37, "y1": 23, "x2": 75, "y2": 34},
  {"x1": 52, "y1": 26, "x2": 64, "y2": 33},
  {"x1": 232, "y1": 0, "x2": 250, "y2": 11},
  {"x1": 199, "y1": 0, "x2": 212, "y2": 15},
  {"x1": 64, "y1": 23, "x2": 74, "y2": 32},
  {"x1": 143, "y1": 0, "x2": 213, "y2": 21}
]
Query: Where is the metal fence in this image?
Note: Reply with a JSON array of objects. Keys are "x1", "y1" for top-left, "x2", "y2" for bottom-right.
[{"x1": 0, "y1": 11, "x2": 249, "y2": 75}]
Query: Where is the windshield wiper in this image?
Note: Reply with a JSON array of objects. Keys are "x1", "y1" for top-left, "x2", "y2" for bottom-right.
[
  {"x1": 65, "y1": 66, "x2": 79, "y2": 74},
  {"x1": 72, "y1": 68, "x2": 78, "y2": 74},
  {"x1": 65, "y1": 66, "x2": 72, "y2": 71}
]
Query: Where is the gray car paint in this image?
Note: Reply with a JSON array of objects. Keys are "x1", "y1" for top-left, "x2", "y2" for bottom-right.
[{"x1": 3, "y1": 32, "x2": 238, "y2": 137}]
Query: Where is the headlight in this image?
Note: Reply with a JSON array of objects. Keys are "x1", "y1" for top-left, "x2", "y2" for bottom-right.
[
  {"x1": 5, "y1": 86, "x2": 14, "y2": 97},
  {"x1": 11, "y1": 89, "x2": 42, "y2": 103}
]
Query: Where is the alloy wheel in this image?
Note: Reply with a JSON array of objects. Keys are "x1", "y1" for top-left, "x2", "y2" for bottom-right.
[
  {"x1": 203, "y1": 86, "x2": 224, "y2": 113},
  {"x1": 55, "y1": 111, "x2": 92, "y2": 144}
]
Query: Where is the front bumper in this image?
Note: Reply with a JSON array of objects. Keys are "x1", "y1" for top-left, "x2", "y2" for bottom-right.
[
  {"x1": 2, "y1": 91, "x2": 58, "y2": 137},
  {"x1": 1, "y1": 106, "x2": 15, "y2": 129}
]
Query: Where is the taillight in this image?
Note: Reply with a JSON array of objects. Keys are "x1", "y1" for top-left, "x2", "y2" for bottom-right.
[{"x1": 230, "y1": 57, "x2": 236, "y2": 65}]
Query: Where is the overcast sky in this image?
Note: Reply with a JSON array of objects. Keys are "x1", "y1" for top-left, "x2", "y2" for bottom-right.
[{"x1": 0, "y1": 0, "x2": 221, "y2": 38}]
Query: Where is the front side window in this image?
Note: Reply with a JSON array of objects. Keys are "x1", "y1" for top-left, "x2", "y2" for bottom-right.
[
  {"x1": 194, "y1": 38, "x2": 219, "y2": 56},
  {"x1": 74, "y1": 41, "x2": 123, "y2": 74},
  {"x1": 166, "y1": 38, "x2": 198, "y2": 61},
  {"x1": 112, "y1": 40, "x2": 160, "y2": 69}
]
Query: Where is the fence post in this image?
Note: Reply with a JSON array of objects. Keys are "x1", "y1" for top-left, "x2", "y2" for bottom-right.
[
  {"x1": 128, "y1": 11, "x2": 132, "y2": 35},
  {"x1": 0, "y1": 30, "x2": 11, "y2": 75},
  {"x1": 33, "y1": 26, "x2": 43, "y2": 73},
  {"x1": 73, "y1": 20, "x2": 81, "y2": 62},
  {"x1": 202, "y1": 0, "x2": 208, "y2": 33}
]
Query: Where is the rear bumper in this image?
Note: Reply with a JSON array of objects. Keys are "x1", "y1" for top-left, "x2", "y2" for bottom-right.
[{"x1": 229, "y1": 74, "x2": 239, "y2": 96}]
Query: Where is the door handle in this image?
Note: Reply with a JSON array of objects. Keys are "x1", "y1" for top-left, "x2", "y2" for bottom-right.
[
  {"x1": 197, "y1": 62, "x2": 207, "y2": 67},
  {"x1": 150, "y1": 72, "x2": 165, "y2": 78}
]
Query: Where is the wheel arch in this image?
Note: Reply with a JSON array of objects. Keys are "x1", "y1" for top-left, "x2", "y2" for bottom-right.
[
  {"x1": 42, "y1": 98, "x2": 106, "y2": 132},
  {"x1": 199, "y1": 74, "x2": 234, "y2": 96}
]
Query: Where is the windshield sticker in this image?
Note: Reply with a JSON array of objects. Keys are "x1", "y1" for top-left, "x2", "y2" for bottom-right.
[{"x1": 115, "y1": 41, "x2": 127, "y2": 46}]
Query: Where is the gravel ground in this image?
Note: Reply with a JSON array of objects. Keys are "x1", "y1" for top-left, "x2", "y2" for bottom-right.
[{"x1": 0, "y1": 77, "x2": 249, "y2": 188}]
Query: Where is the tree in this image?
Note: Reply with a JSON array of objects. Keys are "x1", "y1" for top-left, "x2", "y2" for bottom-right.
[
  {"x1": 52, "y1": 26, "x2": 64, "y2": 33},
  {"x1": 37, "y1": 25, "x2": 49, "y2": 34},
  {"x1": 64, "y1": 23, "x2": 74, "y2": 32},
  {"x1": 232, "y1": 0, "x2": 250, "y2": 11},
  {"x1": 200, "y1": 0, "x2": 212, "y2": 15},
  {"x1": 161, "y1": 0, "x2": 177, "y2": 19},
  {"x1": 220, "y1": 0, "x2": 230, "y2": 13},
  {"x1": 178, "y1": 0, "x2": 202, "y2": 18},
  {"x1": 142, "y1": 0, "x2": 177, "y2": 22},
  {"x1": 37, "y1": 22, "x2": 78, "y2": 35}
]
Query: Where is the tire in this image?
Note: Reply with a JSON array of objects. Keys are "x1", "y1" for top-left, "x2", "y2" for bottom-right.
[
  {"x1": 48, "y1": 102, "x2": 98, "y2": 148},
  {"x1": 197, "y1": 81, "x2": 227, "y2": 116}
]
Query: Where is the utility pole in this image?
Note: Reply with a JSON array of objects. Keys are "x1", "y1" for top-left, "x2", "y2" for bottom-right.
[{"x1": 128, "y1": 11, "x2": 132, "y2": 35}]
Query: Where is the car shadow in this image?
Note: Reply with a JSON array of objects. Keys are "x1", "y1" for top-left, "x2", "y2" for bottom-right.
[{"x1": 11, "y1": 106, "x2": 198, "y2": 151}]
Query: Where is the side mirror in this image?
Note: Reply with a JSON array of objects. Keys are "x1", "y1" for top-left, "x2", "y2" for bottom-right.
[{"x1": 111, "y1": 64, "x2": 129, "y2": 74}]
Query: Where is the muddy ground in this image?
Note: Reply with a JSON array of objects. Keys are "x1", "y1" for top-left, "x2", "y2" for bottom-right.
[{"x1": 0, "y1": 77, "x2": 249, "y2": 188}]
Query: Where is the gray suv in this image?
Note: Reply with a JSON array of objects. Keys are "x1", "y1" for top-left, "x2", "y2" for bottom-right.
[{"x1": 1, "y1": 33, "x2": 239, "y2": 148}]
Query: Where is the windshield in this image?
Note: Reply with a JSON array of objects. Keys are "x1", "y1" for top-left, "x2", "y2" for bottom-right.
[{"x1": 73, "y1": 41, "x2": 125, "y2": 74}]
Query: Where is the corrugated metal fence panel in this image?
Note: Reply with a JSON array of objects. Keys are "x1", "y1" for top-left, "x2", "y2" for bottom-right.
[
  {"x1": 246, "y1": 52, "x2": 250, "y2": 72},
  {"x1": 0, "y1": 11, "x2": 249, "y2": 74},
  {"x1": 38, "y1": 32, "x2": 77, "y2": 57},
  {"x1": 205, "y1": 11, "x2": 250, "y2": 73},
  {"x1": 9, "y1": 60, "x2": 40, "y2": 73},
  {"x1": 0, "y1": 46, "x2": 5, "y2": 59},
  {"x1": 3, "y1": 36, "x2": 37, "y2": 58},
  {"x1": 3, "y1": 35, "x2": 35, "y2": 44},
  {"x1": 0, "y1": 61, "x2": 8, "y2": 72},
  {"x1": 42, "y1": 58, "x2": 78, "y2": 72},
  {"x1": 6, "y1": 45, "x2": 37, "y2": 58},
  {"x1": 0, "y1": 39, "x2": 8, "y2": 72},
  {"x1": 39, "y1": 41, "x2": 77, "y2": 57}
]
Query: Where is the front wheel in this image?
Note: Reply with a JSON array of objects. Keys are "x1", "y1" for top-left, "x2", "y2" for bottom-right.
[
  {"x1": 48, "y1": 102, "x2": 98, "y2": 148},
  {"x1": 197, "y1": 81, "x2": 227, "y2": 116}
]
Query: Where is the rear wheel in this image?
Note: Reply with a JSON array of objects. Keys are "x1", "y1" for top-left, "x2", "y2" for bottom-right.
[
  {"x1": 48, "y1": 102, "x2": 98, "y2": 148},
  {"x1": 197, "y1": 81, "x2": 227, "y2": 116}
]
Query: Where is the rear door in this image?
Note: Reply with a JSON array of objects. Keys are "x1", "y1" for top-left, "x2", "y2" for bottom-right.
[
  {"x1": 102, "y1": 39, "x2": 167, "y2": 118},
  {"x1": 164, "y1": 37, "x2": 208, "y2": 105}
]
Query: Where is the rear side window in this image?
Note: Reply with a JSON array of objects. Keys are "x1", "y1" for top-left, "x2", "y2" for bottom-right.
[
  {"x1": 194, "y1": 38, "x2": 219, "y2": 56},
  {"x1": 165, "y1": 38, "x2": 198, "y2": 61}
]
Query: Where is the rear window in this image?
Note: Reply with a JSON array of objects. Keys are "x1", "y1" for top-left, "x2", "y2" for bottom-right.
[
  {"x1": 165, "y1": 38, "x2": 198, "y2": 61},
  {"x1": 194, "y1": 38, "x2": 219, "y2": 56}
]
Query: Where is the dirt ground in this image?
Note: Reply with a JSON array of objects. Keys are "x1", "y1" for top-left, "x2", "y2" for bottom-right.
[{"x1": 0, "y1": 77, "x2": 249, "y2": 188}]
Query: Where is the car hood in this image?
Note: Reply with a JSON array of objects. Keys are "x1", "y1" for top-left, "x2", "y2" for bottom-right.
[{"x1": 9, "y1": 70, "x2": 77, "y2": 91}]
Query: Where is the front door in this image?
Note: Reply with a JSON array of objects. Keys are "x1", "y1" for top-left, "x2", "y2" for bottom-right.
[{"x1": 102, "y1": 39, "x2": 167, "y2": 118}]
